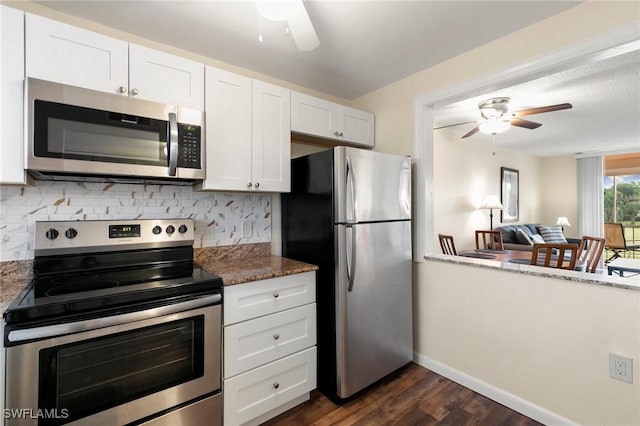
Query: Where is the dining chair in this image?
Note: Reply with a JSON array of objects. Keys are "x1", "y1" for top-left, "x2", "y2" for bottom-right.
[
  {"x1": 475, "y1": 230, "x2": 504, "y2": 251},
  {"x1": 577, "y1": 236, "x2": 606, "y2": 273},
  {"x1": 438, "y1": 234, "x2": 457, "y2": 255},
  {"x1": 531, "y1": 243, "x2": 578, "y2": 270}
]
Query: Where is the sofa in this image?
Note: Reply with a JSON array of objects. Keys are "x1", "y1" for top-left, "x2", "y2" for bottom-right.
[{"x1": 494, "y1": 224, "x2": 581, "y2": 252}]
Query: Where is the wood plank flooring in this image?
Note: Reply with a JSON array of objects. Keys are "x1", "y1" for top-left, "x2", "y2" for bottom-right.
[{"x1": 262, "y1": 363, "x2": 542, "y2": 426}]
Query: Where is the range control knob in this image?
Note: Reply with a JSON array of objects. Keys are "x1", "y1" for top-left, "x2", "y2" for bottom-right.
[
  {"x1": 166, "y1": 225, "x2": 175, "y2": 235},
  {"x1": 45, "y1": 229, "x2": 59, "y2": 240},
  {"x1": 65, "y1": 228, "x2": 78, "y2": 239},
  {"x1": 152, "y1": 225, "x2": 162, "y2": 235},
  {"x1": 178, "y1": 224, "x2": 188, "y2": 234}
]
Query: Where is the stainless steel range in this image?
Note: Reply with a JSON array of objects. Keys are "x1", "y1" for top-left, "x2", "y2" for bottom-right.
[{"x1": 3, "y1": 219, "x2": 222, "y2": 426}]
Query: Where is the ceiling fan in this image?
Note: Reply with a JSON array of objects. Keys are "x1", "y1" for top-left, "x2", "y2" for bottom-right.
[
  {"x1": 255, "y1": 0, "x2": 320, "y2": 51},
  {"x1": 435, "y1": 97, "x2": 572, "y2": 138}
]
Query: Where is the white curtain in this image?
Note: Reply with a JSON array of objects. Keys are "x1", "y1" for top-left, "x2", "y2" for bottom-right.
[{"x1": 577, "y1": 156, "x2": 604, "y2": 238}]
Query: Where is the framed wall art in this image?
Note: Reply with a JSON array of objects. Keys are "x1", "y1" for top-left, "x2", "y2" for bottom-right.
[{"x1": 501, "y1": 167, "x2": 519, "y2": 223}]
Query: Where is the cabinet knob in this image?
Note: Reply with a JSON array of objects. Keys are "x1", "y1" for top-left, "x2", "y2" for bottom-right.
[
  {"x1": 130, "y1": 88, "x2": 140, "y2": 96},
  {"x1": 338, "y1": 132, "x2": 344, "y2": 137},
  {"x1": 247, "y1": 182, "x2": 253, "y2": 188},
  {"x1": 273, "y1": 382, "x2": 280, "y2": 389},
  {"x1": 273, "y1": 333, "x2": 280, "y2": 340},
  {"x1": 334, "y1": 131, "x2": 340, "y2": 136},
  {"x1": 273, "y1": 292, "x2": 279, "y2": 298},
  {"x1": 254, "y1": 182, "x2": 260, "y2": 188},
  {"x1": 118, "y1": 86, "x2": 127, "y2": 94}
]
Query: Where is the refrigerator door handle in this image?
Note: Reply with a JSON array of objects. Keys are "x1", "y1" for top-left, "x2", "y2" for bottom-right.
[
  {"x1": 346, "y1": 155, "x2": 357, "y2": 223},
  {"x1": 399, "y1": 160, "x2": 411, "y2": 217},
  {"x1": 346, "y1": 224, "x2": 357, "y2": 292}
]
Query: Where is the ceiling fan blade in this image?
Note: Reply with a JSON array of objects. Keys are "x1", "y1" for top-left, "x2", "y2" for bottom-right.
[
  {"x1": 510, "y1": 118, "x2": 542, "y2": 129},
  {"x1": 462, "y1": 126, "x2": 480, "y2": 138},
  {"x1": 433, "y1": 120, "x2": 476, "y2": 130},
  {"x1": 512, "y1": 103, "x2": 572, "y2": 117},
  {"x1": 287, "y1": 0, "x2": 319, "y2": 51}
]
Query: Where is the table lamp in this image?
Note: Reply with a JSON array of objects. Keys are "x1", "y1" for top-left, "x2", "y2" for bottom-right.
[
  {"x1": 555, "y1": 216, "x2": 571, "y2": 232},
  {"x1": 479, "y1": 195, "x2": 504, "y2": 230}
]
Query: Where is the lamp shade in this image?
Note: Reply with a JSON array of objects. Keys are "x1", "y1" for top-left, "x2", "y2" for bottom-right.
[
  {"x1": 555, "y1": 216, "x2": 571, "y2": 227},
  {"x1": 479, "y1": 195, "x2": 504, "y2": 210},
  {"x1": 479, "y1": 119, "x2": 510, "y2": 135}
]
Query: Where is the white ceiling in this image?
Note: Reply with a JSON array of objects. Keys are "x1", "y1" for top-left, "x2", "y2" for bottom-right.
[{"x1": 30, "y1": 1, "x2": 639, "y2": 157}]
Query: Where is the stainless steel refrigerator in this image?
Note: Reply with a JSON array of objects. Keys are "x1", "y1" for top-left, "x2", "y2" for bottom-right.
[{"x1": 282, "y1": 146, "x2": 412, "y2": 400}]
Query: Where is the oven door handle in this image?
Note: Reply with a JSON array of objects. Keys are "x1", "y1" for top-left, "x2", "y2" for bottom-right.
[{"x1": 7, "y1": 293, "x2": 221, "y2": 343}]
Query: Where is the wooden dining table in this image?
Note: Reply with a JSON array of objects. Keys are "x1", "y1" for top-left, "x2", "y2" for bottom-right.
[{"x1": 457, "y1": 249, "x2": 533, "y2": 262}]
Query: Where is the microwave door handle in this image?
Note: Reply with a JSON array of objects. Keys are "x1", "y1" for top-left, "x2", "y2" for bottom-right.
[{"x1": 167, "y1": 112, "x2": 178, "y2": 176}]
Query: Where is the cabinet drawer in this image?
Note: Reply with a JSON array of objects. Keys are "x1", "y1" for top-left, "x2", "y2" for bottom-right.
[
  {"x1": 223, "y1": 347, "x2": 316, "y2": 426},
  {"x1": 224, "y1": 272, "x2": 315, "y2": 325},
  {"x1": 225, "y1": 303, "x2": 316, "y2": 378}
]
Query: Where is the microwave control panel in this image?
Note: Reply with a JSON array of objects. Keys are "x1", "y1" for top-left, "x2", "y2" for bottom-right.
[{"x1": 177, "y1": 124, "x2": 201, "y2": 169}]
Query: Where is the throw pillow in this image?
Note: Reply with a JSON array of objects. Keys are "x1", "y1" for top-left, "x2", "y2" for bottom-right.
[
  {"x1": 515, "y1": 229, "x2": 533, "y2": 245},
  {"x1": 531, "y1": 234, "x2": 545, "y2": 244},
  {"x1": 538, "y1": 225, "x2": 568, "y2": 243}
]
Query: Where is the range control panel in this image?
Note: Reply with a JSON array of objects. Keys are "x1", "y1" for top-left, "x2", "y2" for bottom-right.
[{"x1": 35, "y1": 219, "x2": 195, "y2": 255}]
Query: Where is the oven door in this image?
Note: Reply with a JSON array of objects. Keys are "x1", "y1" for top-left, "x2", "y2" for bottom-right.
[
  {"x1": 26, "y1": 78, "x2": 204, "y2": 180},
  {"x1": 5, "y1": 294, "x2": 221, "y2": 426}
]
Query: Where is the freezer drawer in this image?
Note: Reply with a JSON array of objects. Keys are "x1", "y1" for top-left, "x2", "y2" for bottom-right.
[{"x1": 335, "y1": 220, "x2": 413, "y2": 398}]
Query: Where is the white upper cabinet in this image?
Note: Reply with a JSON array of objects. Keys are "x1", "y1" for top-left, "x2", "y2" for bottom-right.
[
  {"x1": 251, "y1": 80, "x2": 291, "y2": 192},
  {"x1": 128, "y1": 44, "x2": 204, "y2": 109},
  {"x1": 291, "y1": 91, "x2": 374, "y2": 147},
  {"x1": 201, "y1": 66, "x2": 290, "y2": 193},
  {"x1": 25, "y1": 14, "x2": 204, "y2": 109},
  {"x1": 1, "y1": 5, "x2": 27, "y2": 184},
  {"x1": 25, "y1": 13, "x2": 128, "y2": 96}
]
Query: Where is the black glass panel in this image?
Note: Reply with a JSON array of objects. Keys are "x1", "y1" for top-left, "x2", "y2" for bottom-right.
[{"x1": 39, "y1": 316, "x2": 204, "y2": 425}]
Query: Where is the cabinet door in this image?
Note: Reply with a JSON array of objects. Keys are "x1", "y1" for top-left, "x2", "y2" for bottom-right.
[
  {"x1": 341, "y1": 106, "x2": 375, "y2": 147},
  {"x1": 128, "y1": 44, "x2": 204, "y2": 109},
  {"x1": 291, "y1": 91, "x2": 338, "y2": 140},
  {"x1": 224, "y1": 303, "x2": 316, "y2": 378},
  {"x1": 1, "y1": 6, "x2": 26, "y2": 184},
  {"x1": 25, "y1": 13, "x2": 128, "y2": 95},
  {"x1": 201, "y1": 66, "x2": 252, "y2": 191},
  {"x1": 224, "y1": 347, "x2": 316, "y2": 426},
  {"x1": 252, "y1": 80, "x2": 291, "y2": 192},
  {"x1": 224, "y1": 272, "x2": 316, "y2": 325}
]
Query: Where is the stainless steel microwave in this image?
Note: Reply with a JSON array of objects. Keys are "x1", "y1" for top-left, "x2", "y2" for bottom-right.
[{"x1": 26, "y1": 78, "x2": 205, "y2": 183}]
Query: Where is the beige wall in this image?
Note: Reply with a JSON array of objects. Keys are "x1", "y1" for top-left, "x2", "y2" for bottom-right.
[
  {"x1": 418, "y1": 260, "x2": 640, "y2": 425},
  {"x1": 540, "y1": 155, "x2": 579, "y2": 238},
  {"x1": 351, "y1": 1, "x2": 639, "y2": 424},
  {"x1": 434, "y1": 129, "x2": 543, "y2": 249}
]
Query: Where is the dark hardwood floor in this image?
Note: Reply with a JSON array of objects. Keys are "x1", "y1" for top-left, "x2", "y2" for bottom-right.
[{"x1": 262, "y1": 362, "x2": 542, "y2": 426}]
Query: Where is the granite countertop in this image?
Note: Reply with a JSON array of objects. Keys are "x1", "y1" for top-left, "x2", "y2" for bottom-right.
[
  {"x1": 197, "y1": 255, "x2": 318, "y2": 286},
  {"x1": 425, "y1": 253, "x2": 640, "y2": 291},
  {"x1": 0, "y1": 244, "x2": 318, "y2": 313}
]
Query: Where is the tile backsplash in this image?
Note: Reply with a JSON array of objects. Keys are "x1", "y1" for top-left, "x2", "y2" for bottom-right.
[{"x1": 0, "y1": 181, "x2": 271, "y2": 261}]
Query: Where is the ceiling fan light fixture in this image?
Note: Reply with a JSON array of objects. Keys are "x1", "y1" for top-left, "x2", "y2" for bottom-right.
[
  {"x1": 255, "y1": 0, "x2": 294, "y2": 22},
  {"x1": 479, "y1": 119, "x2": 510, "y2": 135}
]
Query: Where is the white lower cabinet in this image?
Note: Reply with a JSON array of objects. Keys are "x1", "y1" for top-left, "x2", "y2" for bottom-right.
[{"x1": 223, "y1": 271, "x2": 316, "y2": 426}]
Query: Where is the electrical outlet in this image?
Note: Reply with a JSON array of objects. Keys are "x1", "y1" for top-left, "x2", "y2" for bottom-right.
[
  {"x1": 242, "y1": 220, "x2": 253, "y2": 238},
  {"x1": 609, "y1": 353, "x2": 633, "y2": 383}
]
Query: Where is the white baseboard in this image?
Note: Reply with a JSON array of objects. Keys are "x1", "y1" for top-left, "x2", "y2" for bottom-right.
[{"x1": 413, "y1": 352, "x2": 576, "y2": 426}]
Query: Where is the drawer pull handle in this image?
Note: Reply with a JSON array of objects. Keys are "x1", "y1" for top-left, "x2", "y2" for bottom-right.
[
  {"x1": 273, "y1": 292, "x2": 279, "y2": 298},
  {"x1": 273, "y1": 382, "x2": 280, "y2": 389},
  {"x1": 273, "y1": 333, "x2": 280, "y2": 340}
]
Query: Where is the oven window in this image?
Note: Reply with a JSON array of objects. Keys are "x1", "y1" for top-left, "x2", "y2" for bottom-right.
[
  {"x1": 34, "y1": 100, "x2": 169, "y2": 166},
  {"x1": 38, "y1": 316, "x2": 204, "y2": 425}
]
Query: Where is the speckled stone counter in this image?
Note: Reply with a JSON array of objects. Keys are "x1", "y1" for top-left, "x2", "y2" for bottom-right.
[
  {"x1": 195, "y1": 243, "x2": 318, "y2": 286},
  {"x1": 0, "y1": 244, "x2": 317, "y2": 314},
  {"x1": 0, "y1": 260, "x2": 33, "y2": 314},
  {"x1": 425, "y1": 253, "x2": 640, "y2": 291}
]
